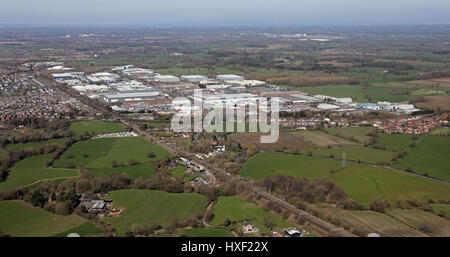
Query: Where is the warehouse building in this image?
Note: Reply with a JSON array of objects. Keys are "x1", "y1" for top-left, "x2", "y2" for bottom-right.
[
  {"x1": 102, "y1": 90, "x2": 161, "y2": 103},
  {"x1": 216, "y1": 74, "x2": 245, "y2": 82},
  {"x1": 52, "y1": 72, "x2": 85, "y2": 80},
  {"x1": 154, "y1": 74, "x2": 180, "y2": 83},
  {"x1": 180, "y1": 75, "x2": 208, "y2": 83}
]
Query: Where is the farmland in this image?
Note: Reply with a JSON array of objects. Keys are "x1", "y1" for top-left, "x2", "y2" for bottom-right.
[
  {"x1": 289, "y1": 130, "x2": 356, "y2": 148},
  {"x1": 432, "y1": 204, "x2": 450, "y2": 218},
  {"x1": 430, "y1": 127, "x2": 450, "y2": 136},
  {"x1": 393, "y1": 136, "x2": 450, "y2": 182},
  {"x1": 375, "y1": 134, "x2": 412, "y2": 151},
  {"x1": 307, "y1": 146, "x2": 394, "y2": 164},
  {"x1": 299, "y1": 85, "x2": 368, "y2": 102},
  {"x1": 325, "y1": 127, "x2": 374, "y2": 144},
  {"x1": 0, "y1": 200, "x2": 98, "y2": 237},
  {"x1": 386, "y1": 209, "x2": 450, "y2": 237},
  {"x1": 69, "y1": 121, "x2": 125, "y2": 135},
  {"x1": 211, "y1": 196, "x2": 294, "y2": 233},
  {"x1": 0, "y1": 154, "x2": 79, "y2": 191},
  {"x1": 240, "y1": 152, "x2": 450, "y2": 205},
  {"x1": 104, "y1": 189, "x2": 207, "y2": 236},
  {"x1": 52, "y1": 137, "x2": 172, "y2": 169},
  {"x1": 314, "y1": 204, "x2": 427, "y2": 237},
  {"x1": 229, "y1": 131, "x2": 312, "y2": 151},
  {"x1": 89, "y1": 163, "x2": 156, "y2": 178}
]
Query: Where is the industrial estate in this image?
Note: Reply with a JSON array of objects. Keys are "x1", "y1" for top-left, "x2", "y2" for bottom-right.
[{"x1": 0, "y1": 24, "x2": 449, "y2": 239}]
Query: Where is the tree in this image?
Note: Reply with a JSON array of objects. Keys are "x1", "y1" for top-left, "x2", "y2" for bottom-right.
[
  {"x1": 147, "y1": 150, "x2": 156, "y2": 158},
  {"x1": 110, "y1": 160, "x2": 119, "y2": 168},
  {"x1": 30, "y1": 190, "x2": 45, "y2": 207},
  {"x1": 262, "y1": 216, "x2": 275, "y2": 231},
  {"x1": 55, "y1": 202, "x2": 70, "y2": 215},
  {"x1": 370, "y1": 198, "x2": 389, "y2": 213}
]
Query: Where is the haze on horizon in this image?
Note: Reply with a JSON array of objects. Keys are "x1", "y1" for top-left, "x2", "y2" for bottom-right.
[{"x1": 1, "y1": 0, "x2": 450, "y2": 26}]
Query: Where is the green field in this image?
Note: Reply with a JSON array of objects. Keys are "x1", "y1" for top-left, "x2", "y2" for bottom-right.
[
  {"x1": 432, "y1": 204, "x2": 450, "y2": 218},
  {"x1": 89, "y1": 163, "x2": 156, "y2": 178},
  {"x1": 0, "y1": 154, "x2": 79, "y2": 191},
  {"x1": 69, "y1": 121, "x2": 125, "y2": 135},
  {"x1": 211, "y1": 196, "x2": 293, "y2": 233},
  {"x1": 180, "y1": 228, "x2": 233, "y2": 237},
  {"x1": 240, "y1": 152, "x2": 340, "y2": 180},
  {"x1": 53, "y1": 137, "x2": 172, "y2": 169},
  {"x1": 299, "y1": 85, "x2": 368, "y2": 102},
  {"x1": 364, "y1": 85, "x2": 411, "y2": 103},
  {"x1": 307, "y1": 146, "x2": 394, "y2": 164},
  {"x1": 430, "y1": 127, "x2": 450, "y2": 136},
  {"x1": 376, "y1": 134, "x2": 412, "y2": 151},
  {"x1": 325, "y1": 127, "x2": 373, "y2": 143},
  {"x1": 105, "y1": 189, "x2": 207, "y2": 236},
  {"x1": 6, "y1": 138, "x2": 69, "y2": 152},
  {"x1": 240, "y1": 152, "x2": 450, "y2": 205},
  {"x1": 51, "y1": 220, "x2": 105, "y2": 237},
  {"x1": 170, "y1": 165, "x2": 196, "y2": 181},
  {"x1": 0, "y1": 200, "x2": 95, "y2": 237},
  {"x1": 0, "y1": 148, "x2": 5, "y2": 160},
  {"x1": 393, "y1": 136, "x2": 450, "y2": 182},
  {"x1": 289, "y1": 130, "x2": 356, "y2": 148}
]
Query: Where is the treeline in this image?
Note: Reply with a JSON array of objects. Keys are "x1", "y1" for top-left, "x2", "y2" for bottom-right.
[
  {"x1": 259, "y1": 175, "x2": 363, "y2": 210},
  {"x1": 0, "y1": 129, "x2": 73, "y2": 147}
]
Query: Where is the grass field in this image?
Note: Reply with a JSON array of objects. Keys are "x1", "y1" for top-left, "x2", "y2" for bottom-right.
[
  {"x1": 179, "y1": 228, "x2": 233, "y2": 237},
  {"x1": 325, "y1": 127, "x2": 373, "y2": 144},
  {"x1": 393, "y1": 136, "x2": 450, "y2": 182},
  {"x1": 430, "y1": 127, "x2": 450, "y2": 136},
  {"x1": 315, "y1": 204, "x2": 427, "y2": 237},
  {"x1": 69, "y1": 121, "x2": 125, "y2": 135},
  {"x1": 376, "y1": 134, "x2": 412, "y2": 151},
  {"x1": 364, "y1": 85, "x2": 411, "y2": 103},
  {"x1": 298, "y1": 85, "x2": 368, "y2": 102},
  {"x1": 6, "y1": 138, "x2": 69, "y2": 152},
  {"x1": 386, "y1": 209, "x2": 450, "y2": 237},
  {"x1": 211, "y1": 196, "x2": 293, "y2": 233},
  {"x1": 229, "y1": 132, "x2": 312, "y2": 151},
  {"x1": 240, "y1": 152, "x2": 450, "y2": 205},
  {"x1": 52, "y1": 220, "x2": 105, "y2": 237},
  {"x1": 89, "y1": 163, "x2": 156, "y2": 178},
  {"x1": 307, "y1": 146, "x2": 394, "y2": 164},
  {"x1": 0, "y1": 148, "x2": 5, "y2": 160},
  {"x1": 53, "y1": 137, "x2": 172, "y2": 169},
  {"x1": 289, "y1": 130, "x2": 356, "y2": 148},
  {"x1": 0, "y1": 200, "x2": 93, "y2": 237},
  {"x1": 0, "y1": 154, "x2": 79, "y2": 191},
  {"x1": 105, "y1": 189, "x2": 207, "y2": 236},
  {"x1": 432, "y1": 204, "x2": 450, "y2": 218}
]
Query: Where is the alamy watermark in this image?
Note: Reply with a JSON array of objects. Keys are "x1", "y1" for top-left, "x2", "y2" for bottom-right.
[{"x1": 171, "y1": 90, "x2": 279, "y2": 143}]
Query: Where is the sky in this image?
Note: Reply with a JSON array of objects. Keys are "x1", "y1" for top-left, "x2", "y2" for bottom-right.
[{"x1": 1, "y1": 0, "x2": 449, "y2": 26}]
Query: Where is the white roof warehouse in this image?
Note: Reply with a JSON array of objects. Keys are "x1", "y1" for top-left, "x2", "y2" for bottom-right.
[{"x1": 102, "y1": 91, "x2": 160, "y2": 102}]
